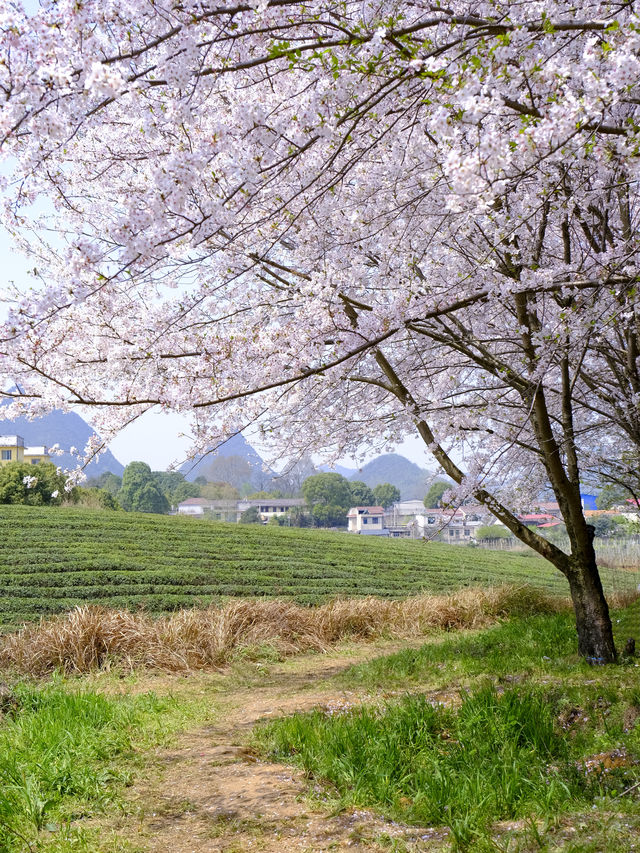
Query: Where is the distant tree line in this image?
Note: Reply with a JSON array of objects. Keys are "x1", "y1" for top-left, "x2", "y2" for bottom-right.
[
  {"x1": 292, "y1": 473, "x2": 400, "y2": 528},
  {"x1": 0, "y1": 457, "x2": 397, "y2": 527}
]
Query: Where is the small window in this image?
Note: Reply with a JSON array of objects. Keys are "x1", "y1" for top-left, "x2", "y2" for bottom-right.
[
  {"x1": 31, "y1": 458, "x2": 39, "y2": 464},
  {"x1": 1, "y1": 450, "x2": 11, "y2": 461},
  {"x1": 363, "y1": 518, "x2": 368, "y2": 524}
]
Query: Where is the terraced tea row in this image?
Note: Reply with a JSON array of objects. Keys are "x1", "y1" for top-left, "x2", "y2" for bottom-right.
[{"x1": 0, "y1": 505, "x2": 628, "y2": 626}]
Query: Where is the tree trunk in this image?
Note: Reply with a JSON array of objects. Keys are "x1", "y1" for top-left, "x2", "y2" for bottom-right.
[
  {"x1": 371, "y1": 349, "x2": 619, "y2": 664},
  {"x1": 566, "y1": 555, "x2": 617, "y2": 663}
]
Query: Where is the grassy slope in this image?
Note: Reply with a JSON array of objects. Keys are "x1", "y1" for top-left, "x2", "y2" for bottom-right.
[
  {"x1": 0, "y1": 505, "x2": 633, "y2": 626},
  {"x1": 2, "y1": 606, "x2": 639, "y2": 852},
  {"x1": 252, "y1": 606, "x2": 640, "y2": 852}
]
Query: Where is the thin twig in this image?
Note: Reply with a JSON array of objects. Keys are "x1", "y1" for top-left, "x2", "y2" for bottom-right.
[
  {"x1": 616, "y1": 780, "x2": 640, "y2": 798},
  {"x1": 0, "y1": 818, "x2": 35, "y2": 853}
]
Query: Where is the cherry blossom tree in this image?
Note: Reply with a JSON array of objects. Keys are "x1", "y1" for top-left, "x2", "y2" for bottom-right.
[{"x1": 2, "y1": 0, "x2": 640, "y2": 661}]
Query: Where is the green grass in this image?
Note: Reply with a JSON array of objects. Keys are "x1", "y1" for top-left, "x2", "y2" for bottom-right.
[
  {"x1": 2, "y1": 604, "x2": 640, "y2": 852},
  {"x1": 336, "y1": 605, "x2": 640, "y2": 691},
  {"x1": 336, "y1": 612, "x2": 581, "y2": 689},
  {"x1": 253, "y1": 685, "x2": 588, "y2": 846},
  {"x1": 1, "y1": 504, "x2": 634, "y2": 627},
  {"x1": 252, "y1": 605, "x2": 640, "y2": 851},
  {"x1": 0, "y1": 680, "x2": 207, "y2": 852}
]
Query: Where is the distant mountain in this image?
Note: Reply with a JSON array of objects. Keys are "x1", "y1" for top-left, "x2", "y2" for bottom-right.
[
  {"x1": 0, "y1": 407, "x2": 124, "y2": 476},
  {"x1": 180, "y1": 433, "x2": 271, "y2": 489},
  {"x1": 348, "y1": 453, "x2": 433, "y2": 500},
  {"x1": 318, "y1": 463, "x2": 357, "y2": 478}
]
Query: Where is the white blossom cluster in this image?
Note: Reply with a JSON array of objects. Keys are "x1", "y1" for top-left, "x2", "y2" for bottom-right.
[{"x1": 0, "y1": 0, "x2": 639, "y2": 521}]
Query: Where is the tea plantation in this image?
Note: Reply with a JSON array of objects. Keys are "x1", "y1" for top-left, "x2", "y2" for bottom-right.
[{"x1": 0, "y1": 505, "x2": 626, "y2": 627}]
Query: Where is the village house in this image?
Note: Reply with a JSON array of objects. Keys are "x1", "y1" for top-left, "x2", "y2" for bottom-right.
[
  {"x1": 413, "y1": 507, "x2": 485, "y2": 542},
  {"x1": 533, "y1": 501, "x2": 562, "y2": 518},
  {"x1": 176, "y1": 498, "x2": 238, "y2": 521},
  {"x1": 518, "y1": 512, "x2": 558, "y2": 527},
  {"x1": 236, "y1": 498, "x2": 305, "y2": 522},
  {"x1": 347, "y1": 505, "x2": 389, "y2": 535},
  {"x1": 177, "y1": 496, "x2": 305, "y2": 522},
  {"x1": 0, "y1": 435, "x2": 51, "y2": 467}
]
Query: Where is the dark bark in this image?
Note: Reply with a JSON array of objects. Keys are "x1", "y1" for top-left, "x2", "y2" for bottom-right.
[
  {"x1": 343, "y1": 285, "x2": 622, "y2": 664},
  {"x1": 566, "y1": 553, "x2": 617, "y2": 663}
]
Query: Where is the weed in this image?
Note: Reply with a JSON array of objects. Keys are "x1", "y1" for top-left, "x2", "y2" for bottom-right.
[
  {"x1": 0, "y1": 681, "x2": 206, "y2": 852},
  {"x1": 334, "y1": 613, "x2": 579, "y2": 694},
  {"x1": 0, "y1": 586, "x2": 567, "y2": 676},
  {"x1": 252, "y1": 605, "x2": 640, "y2": 852}
]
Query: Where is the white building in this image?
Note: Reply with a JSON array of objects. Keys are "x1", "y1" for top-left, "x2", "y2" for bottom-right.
[
  {"x1": 177, "y1": 497, "x2": 218, "y2": 516},
  {"x1": 347, "y1": 506, "x2": 389, "y2": 535},
  {"x1": 414, "y1": 507, "x2": 485, "y2": 542},
  {"x1": 236, "y1": 498, "x2": 305, "y2": 522}
]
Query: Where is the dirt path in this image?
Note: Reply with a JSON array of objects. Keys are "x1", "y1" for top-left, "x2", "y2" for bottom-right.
[{"x1": 110, "y1": 643, "x2": 450, "y2": 852}]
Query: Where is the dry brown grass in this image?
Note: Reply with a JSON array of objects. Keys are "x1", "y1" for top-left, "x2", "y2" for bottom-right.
[{"x1": 0, "y1": 586, "x2": 568, "y2": 676}]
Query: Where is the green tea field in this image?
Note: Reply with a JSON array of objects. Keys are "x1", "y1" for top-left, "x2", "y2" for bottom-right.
[{"x1": 0, "y1": 505, "x2": 634, "y2": 626}]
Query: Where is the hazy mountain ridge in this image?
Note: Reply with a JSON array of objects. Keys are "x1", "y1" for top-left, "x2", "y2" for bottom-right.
[
  {"x1": 318, "y1": 463, "x2": 357, "y2": 478},
  {"x1": 181, "y1": 433, "x2": 271, "y2": 488},
  {"x1": 348, "y1": 453, "x2": 433, "y2": 501},
  {"x1": 0, "y1": 407, "x2": 431, "y2": 496}
]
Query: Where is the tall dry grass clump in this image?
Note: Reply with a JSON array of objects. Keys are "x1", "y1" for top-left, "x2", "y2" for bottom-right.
[{"x1": 0, "y1": 586, "x2": 568, "y2": 676}]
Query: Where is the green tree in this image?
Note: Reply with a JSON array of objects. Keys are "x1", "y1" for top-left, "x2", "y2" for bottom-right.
[
  {"x1": 349, "y1": 480, "x2": 375, "y2": 506},
  {"x1": 118, "y1": 462, "x2": 169, "y2": 513},
  {"x1": 239, "y1": 505, "x2": 261, "y2": 523},
  {"x1": 373, "y1": 483, "x2": 401, "y2": 508},
  {"x1": 0, "y1": 462, "x2": 71, "y2": 506},
  {"x1": 152, "y1": 471, "x2": 200, "y2": 506},
  {"x1": 75, "y1": 487, "x2": 120, "y2": 510},
  {"x1": 591, "y1": 515, "x2": 638, "y2": 538},
  {"x1": 424, "y1": 480, "x2": 451, "y2": 509},
  {"x1": 289, "y1": 507, "x2": 311, "y2": 527},
  {"x1": 88, "y1": 471, "x2": 122, "y2": 496},
  {"x1": 200, "y1": 481, "x2": 241, "y2": 500},
  {"x1": 136, "y1": 482, "x2": 170, "y2": 513},
  {"x1": 302, "y1": 473, "x2": 352, "y2": 509},
  {"x1": 311, "y1": 503, "x2": 348, "y2": 528},
  {"x1": 475, "y1": 525, "x2": 512, "y2": 541},
  {"x1": 591, "y1": 516, "x2": 619, "y2": 539},
  {"x1": 171, "y1": 481, "x2": 201, "y2": 505},
  {"x1": 596, "y1": 484, "x2": 630, "y2": 510},
  {"x1": 302, "y1": 473, "x2": 352, "y2": 527}
]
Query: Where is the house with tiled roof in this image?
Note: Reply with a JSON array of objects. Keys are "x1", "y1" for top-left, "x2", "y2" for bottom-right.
[{"x1": 347, "y1": 506, "x2": 388, "y2": 535}]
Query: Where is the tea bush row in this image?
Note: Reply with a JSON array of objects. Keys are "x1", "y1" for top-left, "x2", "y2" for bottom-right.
[{"x1": 1, "y1": 504, "x2": 623, "y2": 626}]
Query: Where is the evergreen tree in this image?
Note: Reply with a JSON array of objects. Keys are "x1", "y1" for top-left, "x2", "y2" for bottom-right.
[
  {"x1": 118, "y1": 462, "x2": 169, "y2": 513},
  {"x1": 349, "y1": 480, "x2": 375, "y2": 506},
  {"x1": 239, "y1": 506, "x2": 261, "y2": 523},
  {"x1": 424, "y1": 481, "x2": 451, "y2": 509},
  {"x1": 0, "y1": 462, "x2": 71, "y2": 506},
  {"x1": 373, "y1": 483, "x2": 401, "y2": 509}
]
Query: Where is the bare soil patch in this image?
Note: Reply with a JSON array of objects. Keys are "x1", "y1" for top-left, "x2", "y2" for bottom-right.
[{"x1": 103, "y1": 641, "x2": 450, "y2": 852}]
